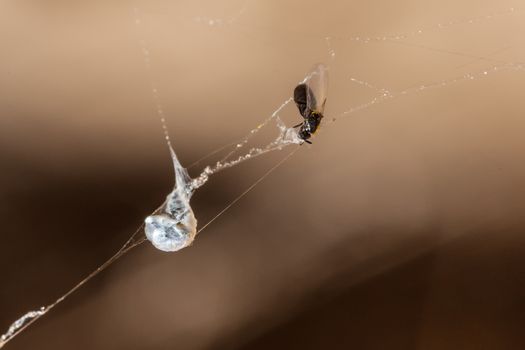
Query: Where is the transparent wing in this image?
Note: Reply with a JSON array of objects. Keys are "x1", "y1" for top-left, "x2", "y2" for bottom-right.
[{"x1": 305, "y1": 63, "x2": 328, "y2": 114}]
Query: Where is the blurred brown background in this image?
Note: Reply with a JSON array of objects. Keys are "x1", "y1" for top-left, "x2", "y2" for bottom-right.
[{"x1": 1, "y1": 0, "x2": 525, "y2": 349}]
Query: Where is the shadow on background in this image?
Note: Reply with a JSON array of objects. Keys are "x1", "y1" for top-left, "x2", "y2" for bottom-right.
[{"x1": 238, "y1": 229, "x2": 525, "y2": 350}]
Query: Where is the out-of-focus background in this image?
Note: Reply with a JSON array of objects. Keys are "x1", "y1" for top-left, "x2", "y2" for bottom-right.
[{"x1": 1, "y1": 0, "x2": 525, "y2": 349}]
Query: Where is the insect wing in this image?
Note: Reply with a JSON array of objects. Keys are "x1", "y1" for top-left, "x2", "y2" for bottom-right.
[
  {"x1": 305, "y1": 63, "x2": 328, "y2": 114},
  {"x1": 293, "y1": 83, "x2": 311, "y2": 118}
]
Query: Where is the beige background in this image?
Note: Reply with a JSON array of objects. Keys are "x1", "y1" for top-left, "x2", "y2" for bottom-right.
[{"x1": 1, "y1": 0, "x2": 524, "y2": 349}]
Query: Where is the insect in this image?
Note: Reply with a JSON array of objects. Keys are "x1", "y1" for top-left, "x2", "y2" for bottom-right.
[{"x1": 293, "y1": 64, "x2": 328, "y2": 144}]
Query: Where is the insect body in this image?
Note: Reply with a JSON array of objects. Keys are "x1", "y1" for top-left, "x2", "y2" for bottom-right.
[
  {"x1": 293, "y1": 84, "x2": 324, "y2": 144},
  {"x1": 293, "y1": 64, "x2": 328, "y2": 144}
]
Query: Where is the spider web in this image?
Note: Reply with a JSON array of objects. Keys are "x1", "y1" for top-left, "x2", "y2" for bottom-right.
[{"x1": 2, "y1": 1, "x2": 524, "y2": 347}]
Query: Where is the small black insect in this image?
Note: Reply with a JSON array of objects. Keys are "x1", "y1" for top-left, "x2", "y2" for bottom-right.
[
  {"x1": 293, "y1": 83, "x2": 324, "y2": 144},
  {"x1": 293, "y1": 64, "x2": 328, "y2": 144}
]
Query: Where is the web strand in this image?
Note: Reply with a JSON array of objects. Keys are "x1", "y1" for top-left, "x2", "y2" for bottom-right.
[
  {"x1": 0, "y1": 224, "x2": 148, "y2": 349},
  {"x1": 197, "y1": 147, "x2": 299, "y2": 235}
]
